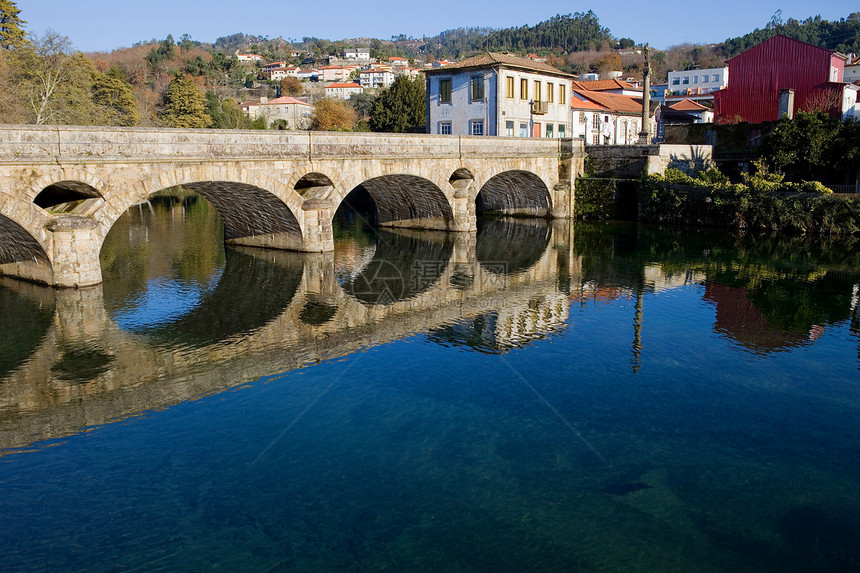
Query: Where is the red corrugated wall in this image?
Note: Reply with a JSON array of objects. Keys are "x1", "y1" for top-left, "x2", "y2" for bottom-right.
[{"x1": 714, "y1": 35, "x2": 844, "y2": 123}]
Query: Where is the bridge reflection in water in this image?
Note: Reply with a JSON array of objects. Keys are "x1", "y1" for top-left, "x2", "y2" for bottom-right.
[{"x1": 0, "y1": 195, "x2": 577, "y2": 452}]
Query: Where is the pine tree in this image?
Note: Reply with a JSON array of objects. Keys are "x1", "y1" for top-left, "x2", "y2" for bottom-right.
[
  {"x1": 162, "y1": 75, "x2": 212, "y2": 128},
  {"x1": 369, "y1": 76, "x2": 425, "y2": 133},
  {"x1": 0, "y1": 0, "x2": 27, "y2": 50}
]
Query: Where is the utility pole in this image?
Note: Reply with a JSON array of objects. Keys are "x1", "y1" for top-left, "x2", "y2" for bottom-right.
[{"x1": 638, "y1": 44, "x2": 651, "y2": 145}]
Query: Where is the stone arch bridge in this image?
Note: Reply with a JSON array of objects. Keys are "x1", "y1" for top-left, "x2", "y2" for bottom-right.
[{"x1": 0, "y1": 125, "x2": 584, "y2": 287}]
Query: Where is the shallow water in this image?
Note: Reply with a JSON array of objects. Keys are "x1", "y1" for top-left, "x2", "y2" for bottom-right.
[{"x1": 1, "y1": 195, "x2": 859, "y2": 572}]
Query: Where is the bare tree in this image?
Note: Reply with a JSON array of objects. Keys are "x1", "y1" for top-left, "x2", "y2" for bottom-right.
[{"x1": 23, "y1": 29, "x2": 72, "y2": 124}]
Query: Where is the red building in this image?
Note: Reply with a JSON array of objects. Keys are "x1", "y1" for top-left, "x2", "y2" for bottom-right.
[{"x1": 713, "y1": 35, "x2": 856, "y2": 123}]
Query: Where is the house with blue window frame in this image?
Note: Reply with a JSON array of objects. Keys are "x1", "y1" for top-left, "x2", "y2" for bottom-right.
[{"x1": 424, "y1": 52, "x2": 575, "y2": 138}]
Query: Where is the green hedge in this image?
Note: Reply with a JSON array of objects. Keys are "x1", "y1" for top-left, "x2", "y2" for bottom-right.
[
  {"x1": 574, "y1": 178, "x2": 622, "y2": 220},
  {"x1": 640, "y1": 181, "x2": 860, "y2": 235}
]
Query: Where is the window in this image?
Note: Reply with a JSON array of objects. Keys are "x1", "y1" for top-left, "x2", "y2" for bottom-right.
[
  {"x1": 439, "y1": 79, "x2": 452, "y2": 103},
  {"x1": 672, "y1": 77, "x2": 680, "y2": 85},
  {"x1": 693, "y1": 76, "x2": 699, "y2": 83},
  {"x1": 439, "y1": 122, "x2": 451, "y2": 135},
  {"x1": 682, "y1": 76, "x2": 690, "y2": 85},
  {"x1": 558, "y1": 124, "x2": 565, "y2": 138},
  {"x1": 534, "y1": 81, "x2": 542, "y2": 102},
  {"x1": 559, "y1": 84, "x2": 566, "y2": 105},
  {"x1": 520, "y1": 78, "x2": 528, "y2": 100},
  {"x1": 546, "y1": 124, "x2": 553, "y2": 138},
  {"x1": 471, "y1": 76, "x2": 484, "y2": 100},
  {"x1": 547, "y1": 82, "x2": 554, "y2": 103},
  {"x1": 506, "y1": 120, "x2": 514, "y2": 137},
  {"x1": 519, "y1": 122, "x2": 528, "y2": 137},
  {"x1": 712, "y1": 74, "x2": 719, "y2": 82},
  {"x1": 470, "y1": 120, "x2": 484, "y2": 136},
  {"x1": 592, "y1": 112, "x2": 600, "y2": 126},
  {"x1": 592, "y1": 133, "x2": 599, "y2": 144},
  {"x1": 579, "y1": 111, "x2": 586, "y2": 124},
  {"x1": 506, "y1": 76, "x2": 515, "y2": 98}
]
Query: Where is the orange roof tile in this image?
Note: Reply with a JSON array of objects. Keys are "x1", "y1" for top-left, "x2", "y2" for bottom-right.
[
  {"x1": 571, "y1": 79, "x2": 638, "y2": 92},
  {"x1": 424, "y1": 52, "x2": 573, "y2": 78},
  {"x1": 326, "y1": 83, "x2": 362, "y2": 88},
  {"x1": 572, "y1": 89, "x2": 653, "y2": 114},
  {"x1": 263, "y1": 96, "x2": 311, "y2": 106},
  {"x1": 669, "y1": 99, "x2": 711, "y2": 112}
]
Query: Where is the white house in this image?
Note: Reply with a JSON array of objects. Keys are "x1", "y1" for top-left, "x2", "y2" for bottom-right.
[
  {"x1": 388, "y1": 56, "x2": 409, "y2": 67},
  {"x1": 242, "y1": 96, "x2": 312, "y2": 129},
  {"x1": 424, "y1": 52, "x2": 574, "y2": 137},
  {"x1": 296, "y1": 68, "x2": 319, "y2": 81},
  {"x1": 268, "y1": 66, "x2": 299, "y2": 81},
  {"x1": 236, "y1": 52, "x2": 264, "y2": 63},
  {"x1": 666, "y1": 67, "x2": 728, "y2": 104},
  {"x1": 845, "y1": 55, "x2": 860, "y2": 85},
  {"x1": 667, "y1": 99, "x2": 714, "y2": 123},
  {"x1": 359, "y1": 68, "x2": 395, "y2": 89},
  {"x1": 325, "y1": 82, "x2": 363, "y2": 100},
  {"x1": 570, "y1": 89, "x2": 656, "y2": 145},
  {"x1": 343, "y1": 48, "x2": 371, "y2": 61}
]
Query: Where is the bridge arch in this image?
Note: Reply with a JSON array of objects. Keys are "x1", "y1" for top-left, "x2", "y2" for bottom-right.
[
  {"x1": 0, "y1": 213, "x2": 54, "y2": 285},
  {"x1": 474, "y1": 169, "x2": 553, "y2": 218},
  {"x1": 97, "y1": 166, "x2": 306, "y2": 252},
  {"x1": 336, "y1": 174, "x2": 456, "y2": 231}
]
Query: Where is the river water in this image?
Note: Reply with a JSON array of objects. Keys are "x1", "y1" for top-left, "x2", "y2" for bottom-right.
[{"x1": 1, "y1": 192, "x2": 859, "y2": 572}]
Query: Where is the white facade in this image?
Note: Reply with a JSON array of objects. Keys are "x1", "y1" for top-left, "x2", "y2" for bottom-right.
[
  {"x1": 343, "y1": 48, "x2": 371, "y2": 61},
  {"x1": 667, "y1": 67, "x2": 728, "y2": 97},
  {"x1": 845, "y1": 60, "x2": 860, "y2": 84},
  {"x1": 426, "y1": 57, "x2": 572, "y2": 138},
  {"x1": 325, "y1": 83, "x2": 363, "y2": 100},
  {"x1": 244, "y1": 96, "x2": 312, "y2": 129},
  {"x1": 359, "y1": 69, "x2": 395, "y2": 89},
  {"x1": 269, "y1": 66, "x2": 299, "y2": 81},
  {"x1": 571, "y1": 107, "x2": 641, "y2": 145},
  {"x1": 320, "y1": 66, "x2": 349, "y2": 83}
]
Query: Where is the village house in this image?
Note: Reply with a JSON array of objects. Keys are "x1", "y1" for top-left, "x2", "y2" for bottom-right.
[
  {"x1": 296, "y1": 68, "x2": 319, "y2": 82},
  {"x1": 343, "y1": 48, "x2": 371, "y2": 61},
  {"x1": 319, "y1": 65, "x2": 350, "y2": 83},
  {"x1": 571, "y1": 79, "x2": 642, "y2": 97},
  {"x1": 714, "y1": 35, "x2": 860, "y2": 122},
  {"x1": 844, "y1": 55, "x2": 860, "y2": 84},
  {"x1": 241, "y1": 96, "x2": 312, "y2": 129},
  {"x1": 267, "y1": 66, "x2": 299, "y2": 81},
  {"x1": 570, "y1": 88, "x2": 657, "y2": 145},
  {"x1": 359, "y1": 68, "x2": 395, "y2": 89},
  {"x1": 424, "y1": 52, "x2": 573, "y2": 137},
  {"x1": 263, "y1": 62, "x2": 287, "y2": 72},
  {"x1": 665, "y1": 67, "x2": 728, "y2": 105},
  {"x1": 388, "y1": 56, "x2": 409, "y2": 67},
  {"x1": 236, "y1": 52, "x2": 264, "y2": 63},
  {"x1": 325, "y1": 82, "x2": 363, "y2": 100}
]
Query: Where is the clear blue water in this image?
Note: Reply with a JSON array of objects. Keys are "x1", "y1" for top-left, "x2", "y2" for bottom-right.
[{"x1": 1, "y1": 195, "x2": 859, "y2": 571}]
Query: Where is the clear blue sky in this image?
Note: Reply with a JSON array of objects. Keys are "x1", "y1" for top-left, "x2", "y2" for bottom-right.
[{"x1": 18, "y1": 0, "x2": 860, "y2": 53}]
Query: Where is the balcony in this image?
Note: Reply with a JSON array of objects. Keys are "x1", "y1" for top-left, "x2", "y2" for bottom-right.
[{"x1": 530, "y1": 100, "x2": 549, "y2": 115}]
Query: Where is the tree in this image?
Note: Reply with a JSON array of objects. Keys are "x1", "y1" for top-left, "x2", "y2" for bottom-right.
[
  {"x1": 348, "y1": 91, "x2": 376, "y2": 120},
  {"x1": 310, "y1": 97, "x2": 356, "y2": 131},
  {"x1": 0, "y1": 0, "x2": 27, "y2": 50},
  {"x1": 279, "y1": 76, "x2": 302, "y2": 96},
  {"x1": 93, "y1": 66, "x2": 140, "y2": 126},
  {"x1": 161, "y1": 74, "x2": 212, "y2": 128},
  {"x1": 758, "y1": 111, "x2": 840, "y2": 182},
  {"x1": 14, "y1": 29, "x2": 73, "y2": 124},
  {"x1": 369, "y1": 76, "x2": 425, "y2": 133}
]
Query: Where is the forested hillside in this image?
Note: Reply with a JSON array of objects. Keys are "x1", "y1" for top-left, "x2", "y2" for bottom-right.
[{"x1": 723, "y1": 12, "x2": 860, "y2": 58}]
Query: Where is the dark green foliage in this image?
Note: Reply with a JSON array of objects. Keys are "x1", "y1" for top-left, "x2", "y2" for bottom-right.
[
  {"x1": 161, "y1": 75, "x2": 212, "y2": 128},
  {"x1": 640, "y1": 168, "x2": 860, "y2": 235},
  {"x1": 369, "y1": 76, "x2": 425, "y2": 133},
  {"x1": 427, "y1": 12, "x2": 611, "y2": 59},
  {"x1": 575, "y1": 178, "x2": 620, "y2": 220},
  {"x1": 723, "y1": 13, "x2": 860, "y2": 58},
  {"x1": 0, "y1": 0, "x2": 27, "y2": 50},
  {"x1": 92, "y1": 66, "x2": 140, "y2": 126},
  {"x1": 147, "y1": 34, "x2": 175, "y2": 68}
]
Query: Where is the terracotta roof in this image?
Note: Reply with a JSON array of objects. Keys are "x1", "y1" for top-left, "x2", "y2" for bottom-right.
[
  {"x1": 424, "y1": 52, "x2": 574, "y2": 78},
  {"x1": 669, "y1": 99, "x2": 710, "y2": 112},
  {"x1": 571, "y1": 79, "x2": 638, "y2": 92},
  {"x1": 263, "y1": 96, "x2": 311, "y2": 106},
  {"x1": 326, "y1": 83, "x2": 362, "y2": 88},
  {"x1": 570, "y1": 94, "x2": 607, "y2": 111},
  {"x1": 572, "y1": 89, "x2": 655, "y2": 114}
]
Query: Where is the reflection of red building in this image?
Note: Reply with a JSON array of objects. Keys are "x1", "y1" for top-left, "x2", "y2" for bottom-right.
[
  {"x1": 704, "y1": 283, "x2": 815, "y2": 353},
  {"x1": 713, "y1": 35, "x2": 856, "y2": 123}
]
